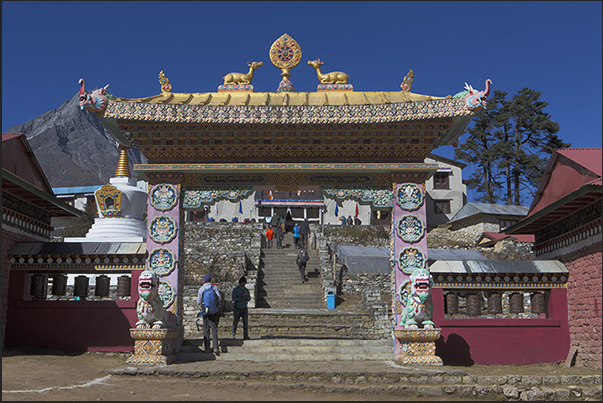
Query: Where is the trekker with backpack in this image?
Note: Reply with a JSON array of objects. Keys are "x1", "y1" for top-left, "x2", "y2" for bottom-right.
[
  {"x1": 197, "y1": 274, "x2": 222, "y2": 355},
  {"x1": 296, "y1": 248, "x2": 309, "y2": 284}
]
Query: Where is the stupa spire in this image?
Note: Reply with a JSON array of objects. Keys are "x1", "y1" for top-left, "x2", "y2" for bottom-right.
[{"x1": 115, "y1": 144, "x2": 131, "y2": 177}]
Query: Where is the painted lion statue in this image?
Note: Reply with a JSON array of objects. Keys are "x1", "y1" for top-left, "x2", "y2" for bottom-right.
[
  {"x1": 136, "y1": 270, "x2": 169, "y2": 329},
  {"x1": 398, "y1": 267, "x2": 435, "y2": 329}
]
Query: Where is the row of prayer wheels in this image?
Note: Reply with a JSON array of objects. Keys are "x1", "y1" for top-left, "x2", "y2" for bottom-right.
[
  {"x1": 29, "y1": 274, "x2": 131, "y2": 299},
  {"x1": 445, "y1": 291, "x2": 546, "y2": 315}
]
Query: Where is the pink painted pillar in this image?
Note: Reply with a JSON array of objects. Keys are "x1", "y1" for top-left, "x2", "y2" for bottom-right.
[
  {"x1": 145, "y1": 172, "x2": 184, "y2": 329},
  {"x1": 390, "y1": 171, "x2": 431, "y2": 358}
]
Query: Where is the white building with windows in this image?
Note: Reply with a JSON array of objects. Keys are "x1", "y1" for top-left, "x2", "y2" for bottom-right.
[{"x1": 424, "y1": 153, "x2": 467, "y2": 228}]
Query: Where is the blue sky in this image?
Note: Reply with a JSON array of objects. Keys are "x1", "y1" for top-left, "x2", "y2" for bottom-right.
[{"x1": 2, "y1": 1, "x2": 601, "y2": 201}]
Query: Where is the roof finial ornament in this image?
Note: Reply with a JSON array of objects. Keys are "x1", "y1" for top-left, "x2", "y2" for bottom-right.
[
  {"x1": 159, "y1": 70, "x2": 172, "y2": 93},
  {"x1": 269, "y1": 33, "x2": 302, "y2": 92},
  {"x1": 78, "y1": 78, "x2": 110, "y2": 115},
  {"x1": 401, "y1": 69, "x2": 414, "y2": 92},
  {"x1": 461, "y1": 79, "x2": 493, "y2": 111}
]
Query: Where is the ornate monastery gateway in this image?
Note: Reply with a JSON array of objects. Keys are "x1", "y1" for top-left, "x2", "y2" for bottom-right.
[{"x1": 82, "y1": 33, "x2": 490, "y2": 361}]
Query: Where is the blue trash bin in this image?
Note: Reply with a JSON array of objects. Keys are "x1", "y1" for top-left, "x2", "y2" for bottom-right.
[{"x1": 327, "y1": 290, "x2": 335, "y2": 309}]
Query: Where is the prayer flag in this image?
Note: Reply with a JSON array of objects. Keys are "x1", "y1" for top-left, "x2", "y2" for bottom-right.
[
  {"x1": 377, "y1": 210, "x2": 381, "y2": 220},
  {"x1": 334, "y1": 203, "x2": 339, "y2": 217},
  {"x1": 239, "y1": 200, "x2": 243, "y2": 214},
  {"x1": 355, "y1": 202, "x2": 359, "y2": 218}
]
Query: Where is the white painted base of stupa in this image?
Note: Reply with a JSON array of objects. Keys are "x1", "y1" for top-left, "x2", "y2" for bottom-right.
[{"x1": 64, "y1": 217, "x2": 147, "y2": 243}]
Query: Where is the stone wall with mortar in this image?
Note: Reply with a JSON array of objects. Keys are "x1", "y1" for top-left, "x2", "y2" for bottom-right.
[
  {"x1": 182, "y1": 221, "x2": 262, "y2": 283},
  {"x1": 559, "y1": 241, "x2": 602, "y2": 370}
]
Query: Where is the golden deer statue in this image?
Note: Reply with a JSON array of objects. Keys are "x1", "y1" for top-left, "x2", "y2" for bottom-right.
[
  {"x1": 308, "y1": 59, "x2": 349, "y2": 85},
  {"x1": 223, "y1": 61, "x2": 263, "y2": 85}
]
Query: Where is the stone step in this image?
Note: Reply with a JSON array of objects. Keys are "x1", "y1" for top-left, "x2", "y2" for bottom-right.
[
  {"x1": 178, "y1": 351, "x2": 392, "y2": 362},
  {"x1": 179, "y1": 337, "x2": 392, "y2": 362},
  {"x1": 183, "y1": 337, "x2": 390, "y2": 348},
  {"x1": 183, "y1": 309, "x2": 375, "y2": 338},
  {"x1": 257, "y1": 303, "x2": 325, "y2": 310}
]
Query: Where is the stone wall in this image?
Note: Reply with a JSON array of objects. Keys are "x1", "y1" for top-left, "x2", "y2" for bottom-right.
[
  {"x1": 182, "y1": 221, "x2": 262, "y2": 308},
  {"x1": 448, "y1": 215, "x2": 500, "y2": 242},
  {"x1": 182, "y1": 221, "x2": 262, "y2": 282},
  {"x1": 560, "y1": 241, "x2": 602, "y2": 370}
]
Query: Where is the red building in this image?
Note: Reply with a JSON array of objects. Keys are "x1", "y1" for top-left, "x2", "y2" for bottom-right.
[
  {"x1": 2, "y1": 133, "x2": 81, "y2": 347},
  {"x1": 507, "y1": 148, "x2": 602, "y2": 370}
]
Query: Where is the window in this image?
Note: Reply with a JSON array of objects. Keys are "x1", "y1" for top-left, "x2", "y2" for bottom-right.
[
  {"x1": 186, "y1": 210, "x2": 206, "y2": 222},
  {"x1": 433, "y1": 173, "x2": 450, "y2": 189},
  {"x1": 306, "y1": 207, "x2": 319, "y2": 219},
  {"x1": 434, "y1": 200, "x2": 451, "y2": 214}
]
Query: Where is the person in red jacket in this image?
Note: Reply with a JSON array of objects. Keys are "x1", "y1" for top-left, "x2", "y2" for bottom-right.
[{"x1": 265, "y1": 227, "x2": 275, "y2": 249}]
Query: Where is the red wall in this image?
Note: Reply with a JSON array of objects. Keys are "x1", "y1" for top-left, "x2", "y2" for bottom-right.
[
  {"x1": 432, "y1": 288, "x2": 570, "y2": 365},
  {"x1": 4, "y1": 270, "x2": 142, "y2": 353},
  {"x1": 2, "y1": 229, "x2": 39, "y2": 348},
  {"x1": 560, "y1": 241, "x2": 602, "y2": 370}
]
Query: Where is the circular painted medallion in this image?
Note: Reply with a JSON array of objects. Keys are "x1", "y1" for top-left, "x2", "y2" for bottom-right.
[
  {"x1": 148, "y1": 248, "x2": 176, "y2": 276},
  {"x1": 398, "y1": 247, "x2": 426, "y2": 274},
  {"x1": 395, "y1": 183, "x2": 424, "y2": 211},
  {"x1": 149, "y1": 215, "x2": 177, "y2": 244},
  {"x1": 396, "y1": 215, "x2": 425, "y2": 243},
  {"x1": 269, "y1": 33, "x2": 302, "y2": 70},
  {"x1": 158, "y1": 279, "x2": 175, "y2": 309},
  {"x1": 150, "y1": 184, "x2": 178, "y2": 211}
]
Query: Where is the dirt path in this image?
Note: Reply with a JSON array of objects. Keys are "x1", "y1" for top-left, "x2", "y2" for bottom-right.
[
  {"x1": 3, "y1": 348, "x2": 599, "y2": 401},
  {"x1": 1, "y1": 350, "x2": 455, "y2": 401}
]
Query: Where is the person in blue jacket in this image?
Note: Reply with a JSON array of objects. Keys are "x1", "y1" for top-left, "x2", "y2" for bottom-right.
[{"x1": 292, "y1": 223, "x2": 301, "y2": 249}]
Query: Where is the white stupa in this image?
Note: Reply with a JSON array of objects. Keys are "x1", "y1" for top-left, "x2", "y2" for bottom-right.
[{"x1": 64, "y1": 146, "x2": 147, "y2": 242}]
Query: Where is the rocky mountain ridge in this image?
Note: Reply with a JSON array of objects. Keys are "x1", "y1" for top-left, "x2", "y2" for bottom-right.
[{"x1": 6, "y1": 93, "x2": 146, "y2": 188}]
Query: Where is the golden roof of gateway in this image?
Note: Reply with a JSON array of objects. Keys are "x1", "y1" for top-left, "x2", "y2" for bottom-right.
[{"x1": 111, "y1": 88, "x2": 449, "y2": 107}]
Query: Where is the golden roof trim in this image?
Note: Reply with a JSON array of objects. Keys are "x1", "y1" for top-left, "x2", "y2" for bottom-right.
[{"x1": 114, "y1": 90, "x2": 449, "y2": 107}]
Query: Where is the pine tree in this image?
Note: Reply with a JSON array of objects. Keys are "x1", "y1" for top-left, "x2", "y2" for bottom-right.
[
  {"x1": 455, "y1": 88, "x2": 570, "y2": 205},
  {"x1": 454, "y1": 91, "x2": 506, "y2": 203}
]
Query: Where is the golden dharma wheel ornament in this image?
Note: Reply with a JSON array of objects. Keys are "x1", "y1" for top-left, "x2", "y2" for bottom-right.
[{"x1": 269, "y1": 33, "x2": 302, "y2": 80}]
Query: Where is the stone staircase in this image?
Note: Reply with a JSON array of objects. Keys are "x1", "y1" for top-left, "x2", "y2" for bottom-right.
[
  {"x1": 180, "y1": 308, "x2": 386, "y2": 362},
  {"x1": 256, "y1": 232, "x2": 323, "y2": 309},
  {"x1": 179, "y1": 336, "x2": 393, "y2": 362},
  {"x1": 179, "y1": 232, "x2": 391, "y2": 362}
]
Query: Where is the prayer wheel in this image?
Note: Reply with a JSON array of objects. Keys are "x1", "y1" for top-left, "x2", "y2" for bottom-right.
[
  {"x1": 30, "y1": 274, "x2": 46, "y2": 300},
  {"x1": 466, "y1": 293, "x2": 481, "y2": 316},
  {"x1": 51, "y1": 274, "x2": 68, "y2": 296},
  {"x1": 445, "y1": 292, "x2": 459, "y2": 314},
  {"x1": 487, "y1": 292, "x2": 502, "y2": 314},
  {"x1": 531, "y1": 292, "x2": 546, "y2": 313},
  {"x1": 95, "y1": 275, "x2": 110, "y2": 297},
  {"x1": 74, "y1": 275, "x2": 89, "y2": 298},
  {"x1": 509, "y1": 292, "x2": 524, "y2": 313},
  {"x1": 116, "y1": 275, "x2": 131, "y2": 297}
]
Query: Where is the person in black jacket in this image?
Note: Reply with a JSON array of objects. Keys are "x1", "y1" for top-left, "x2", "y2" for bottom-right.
[
  {"x1": 296, "y1": 248, "x2": 309, "y2": 284},
  {"x1": 299, "y1": 218, "x2": 310, "y2": 249}
]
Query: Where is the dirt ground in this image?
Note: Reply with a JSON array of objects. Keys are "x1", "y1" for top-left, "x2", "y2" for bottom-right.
[
  {"x1": 0, "y1": 349, "x2": 449, "y2": 401},
  {"x1": 3, "y1": 348, "x2": 600, "y2": 402}
]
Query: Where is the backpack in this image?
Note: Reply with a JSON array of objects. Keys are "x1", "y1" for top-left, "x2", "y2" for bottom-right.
[
  {"x1": 297, "y1": 250, "x2": 309, "y2": 265},
  {"x1": 199, "y1": 286, "x2": 220, "y2": 316}
]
